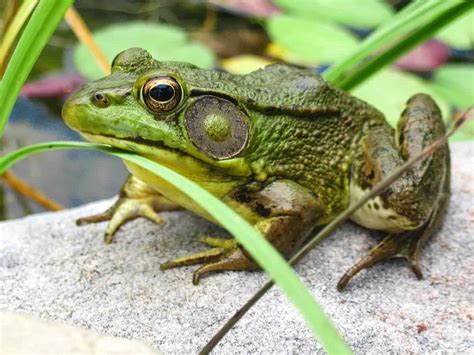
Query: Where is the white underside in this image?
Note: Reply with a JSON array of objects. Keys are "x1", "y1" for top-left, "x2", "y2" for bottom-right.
[{"x1": 349, "y1": 182, "x2": 414, "y2": 233}]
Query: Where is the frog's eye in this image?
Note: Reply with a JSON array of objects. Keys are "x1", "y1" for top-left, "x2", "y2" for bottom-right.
[
  {"x1": 184, "y1": 96, "x2": 249, "y2": 160},
  {"x1": 141, "y1": 76, "x2": 182, "y2": 113}
]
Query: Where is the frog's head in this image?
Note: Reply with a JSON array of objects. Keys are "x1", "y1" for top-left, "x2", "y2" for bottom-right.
[{"x1": 63, "y1": 48, "x2": 255, "y2": 189}]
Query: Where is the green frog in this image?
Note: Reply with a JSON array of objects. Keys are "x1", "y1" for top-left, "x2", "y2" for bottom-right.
[{"x1": 62, "y1": 48, "x2": 450, "y2": 289}]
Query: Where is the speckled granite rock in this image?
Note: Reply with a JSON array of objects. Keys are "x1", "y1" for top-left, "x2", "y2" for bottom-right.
[{"x1": 0, "y1": 142, "x2": 472, "y2": 353}]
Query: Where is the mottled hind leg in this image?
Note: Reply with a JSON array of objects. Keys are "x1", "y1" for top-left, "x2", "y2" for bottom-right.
[
  {"x1": 343, "y1": 94, "x2": 450, "y2": 290},
  {"x1": 338, "y1": 181, "x2": 449, "y2": 291},
  {"x1": 160, "y1": 180, "x2": 324, "y2": 284},
  {"x1": 76, "y1": 175, "x2": 181, "y2": 243}
]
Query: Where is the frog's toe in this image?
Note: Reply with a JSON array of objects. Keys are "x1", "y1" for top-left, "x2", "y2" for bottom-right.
[
  {"x1": 337, "y1": 232, "x2": 423, "y2": 291},
  {"x1": 159, "y1": 246, "x2": 228, "y2": 270},
  {"x1": 160, "y1": 236, "x2": 257, "y2": 284},
  {"x1": 77, "y1": 196, "x2": 165, "y2": 244},
  {"x1": 192, "y1": 247, "x2": 256, "y2": 285}
]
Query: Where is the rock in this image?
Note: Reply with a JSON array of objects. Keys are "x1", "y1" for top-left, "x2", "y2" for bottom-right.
[
  {"x1": 0, "y1": 311, "x2": 158, "y2": 354},
  {"x1": 0, "y1": 142, "x2": 472, "y2": 353}
]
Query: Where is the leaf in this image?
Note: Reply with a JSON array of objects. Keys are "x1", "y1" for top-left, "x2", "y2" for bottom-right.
[
  {"x1": 0, "y1": 141, "x2": 351, "y2": 354},
  {"x1": 431, "y1": 64, "x2": 474, "y2": 109},
  {"x1": 266, "y1": 14, "x2": 359, "y2": 65},
  {"x1": 324, "y1": 0, "x2": 472, "y2": 90},
  {"x1": 436, "y1": 9, "x2": 474, "y2": 49},
  {"x1": 273, "y1": 0, "x2": 394, "y2": 28},
  {"x1": 431, "y1": 64, "x2": 474, "y2": 141},
  {"x1": 0, "y1": 0, "x2": 74, "y2": 137},
  {"x1": 352, "y1": 68, "x2": 450, "y2": 126},
  {"x1": 74, "y1": 22, "x2": 216, "y2": 80}
]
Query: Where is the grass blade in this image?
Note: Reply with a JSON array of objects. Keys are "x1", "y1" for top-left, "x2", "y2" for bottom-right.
[
  {"x1": 0, "y1": 141, "x2": 352, "y2": 354},
  {"x1": 338, "y1": 2, "x2": 473, "y2": 91},
  {"x1": 0, "y1": 0, "x2": 74, "y2": 136},
  {"x1": 324, "y1": 0, "x2": 473, "y2": 89},
  {"x1": 0, "y1": 0, "x2": 38, "y2": 75}
]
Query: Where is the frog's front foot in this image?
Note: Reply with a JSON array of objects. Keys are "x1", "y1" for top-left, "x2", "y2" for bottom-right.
[
  {"x1": 160, "y1": 236, "x2": 257, "y2": 285},
  {"x1": 76, "y1": 175, "x2": 181, "y2": 244},
  {"x1": 77, "y1": 195, "x2": 166, "y2": 244}
]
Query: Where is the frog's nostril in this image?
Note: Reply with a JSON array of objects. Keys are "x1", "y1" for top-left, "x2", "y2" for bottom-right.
[{"x1": 91, "y1": 92, "x2": 109, "y2": 108}]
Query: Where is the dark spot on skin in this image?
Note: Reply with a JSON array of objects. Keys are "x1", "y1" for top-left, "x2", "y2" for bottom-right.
[
  {"x1": 124, "y1": 91, "x2": 131, "y2": 97},
  {"x1": 368, "y1": 204, "x2": 372, "y2": 209},
  {"x1": 247, "y1": 97, "x2": 256, "y2": 105},
  {"x1": 254, "y1": 202, "x2": 272, "y2": 217},
  {"x1": 373, "y1": 202, "x2": 380, "y2": 210},
  {"x1": 388, "y1": 215, "x2": 397, "y2": 220},
  {"x1": 234, "y1": 191, "x2": 252, "y2": 203},
  {"x1": 367, "y1": 169, "x2": 375, "y2": 181}
]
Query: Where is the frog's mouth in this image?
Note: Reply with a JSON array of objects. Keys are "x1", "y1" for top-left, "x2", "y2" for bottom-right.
[{"x1": 80, "y1": 132, "x2": 251, "y2": 182}]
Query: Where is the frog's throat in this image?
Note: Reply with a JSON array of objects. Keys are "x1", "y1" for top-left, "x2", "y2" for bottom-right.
[{"x1": 80, "y1": 132, "x2": 251, "y2": 181}]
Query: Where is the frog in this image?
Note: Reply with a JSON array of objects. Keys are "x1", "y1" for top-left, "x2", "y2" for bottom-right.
[{"x1": 62, "y1": 48, "x2": 450, "y2": 289}]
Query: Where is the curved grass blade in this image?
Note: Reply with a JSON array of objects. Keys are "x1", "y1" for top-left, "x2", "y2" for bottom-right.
[
  {"x1": 0, "y1": 0, "x2": 74, "y2": 136},
  {"x1": 0, "y1": 141, "x2": 352, "y2": 354},
  {"x1": 200, "y1": 107, "x2": 472, "y2": 353},
  {"x1": 324, "y1": 0, "x2": 473, "y2": 89},
  {"x1": 337, "y1": 2, "x2": 473, "y2": 91}
]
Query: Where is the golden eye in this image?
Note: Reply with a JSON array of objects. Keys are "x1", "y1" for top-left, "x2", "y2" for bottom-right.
[{"x1": 142, "y1": 76, "x2": 182, "y2": 113}]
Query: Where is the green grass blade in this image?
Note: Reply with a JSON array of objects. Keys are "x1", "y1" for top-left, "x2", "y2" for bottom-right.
[
  {"x1": 0, "y1": 141, "x2": 352, "y2": 354},
  {"x1": 0, "y1": 0, "x2": 38, "y2": 71},
  {"x1": 338, "y1": 2, "x2": 473, "y2": 91},
  {"x1": 0, "y1": 0, "x2": 74, "y2": 136},
  {"x1": 324, "y1": 0, "x2": 472, "y2": 88}
]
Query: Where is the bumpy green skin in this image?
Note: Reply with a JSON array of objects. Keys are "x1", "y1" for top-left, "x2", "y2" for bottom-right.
[{"x1": 63, "y1": 48, "x2": 450, "y2": 288}]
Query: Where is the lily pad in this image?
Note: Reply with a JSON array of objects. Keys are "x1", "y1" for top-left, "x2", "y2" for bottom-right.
[
  {"x1": 431, "y1": 64, "x2": 474, "y2": 109},
  {"x1": 353, "y1": 68, "x2": 447, "y2": 123},
  {"x1": 74, "y1": 22, "x2": 216, "y2": 80},
  {"x1": 266, "y1": 14, "x2": 359, "y2": 65},
  {"x1": 273, "y1": 0, "x2": 394, "y2": 28},
  {"x1": 436, "y1": 10, "x2": 474, "y2": 49}
]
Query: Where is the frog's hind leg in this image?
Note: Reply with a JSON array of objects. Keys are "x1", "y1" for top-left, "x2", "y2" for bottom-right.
[
  {"x1": 160, "y1": 236, "x2": 257, "y2": 285},
  {"x1": 342, "y1": 94, "x2": 450, "y2": 290},
  {"x1": 160, "y1": 180, "x2": 323, "y2": 285},
  {"x1": 338, "y1": 180, "x2": 449, "y2": 291},
  {"x1": 76, "y1": 175, "x2": 181, "y2": 243}
]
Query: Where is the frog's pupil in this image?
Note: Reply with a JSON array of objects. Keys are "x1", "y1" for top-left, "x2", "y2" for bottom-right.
[{"x1": 150, "y1": 84, "x2": 174, "y2": 102}]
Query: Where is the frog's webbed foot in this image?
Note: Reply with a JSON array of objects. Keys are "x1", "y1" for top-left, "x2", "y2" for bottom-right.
[
  {"x1": 337, "y1": 232, "x2": 421, "y2": 291},
  {"x1": 76, "y1": 175, "x2": 181, "y2": 244},
  {"x1": 160, "y1": 236, "x2": 257, "y2": 285},
  {"x1": 338, "y1": 188, "x2": 449, "y2": 291}
]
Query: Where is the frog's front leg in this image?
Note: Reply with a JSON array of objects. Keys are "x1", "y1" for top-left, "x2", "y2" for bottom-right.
[
  {"x1": 341, "y1": 94, "x2": 450, "y2": 290},
  {"x1": 160, "y1": 180, "x2": 323, "y2": 285},
  {"x1": 76, "y1": 174, "x2": 182, "y2": 243}
]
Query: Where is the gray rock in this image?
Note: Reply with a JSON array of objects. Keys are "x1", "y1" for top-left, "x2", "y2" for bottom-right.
[
  {"x1": 0, "y1": 311, "x2": 159, "y2": 354},
  {"x1": 0, "y1": 142, "x2": 473, "y2": 354}
]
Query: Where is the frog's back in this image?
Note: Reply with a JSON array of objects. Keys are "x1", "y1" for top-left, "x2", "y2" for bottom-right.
[{"x1": 166, "y1": 62, "x2": 384, "y2": 122}]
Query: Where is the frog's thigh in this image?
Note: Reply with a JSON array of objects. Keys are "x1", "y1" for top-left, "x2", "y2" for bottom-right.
[
  {"x1": 350, "y1": 94, "x2": 449, "y2": 233},
  {"x1": 161, "y1": 180, "x2": 324, "y2": 284}
]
